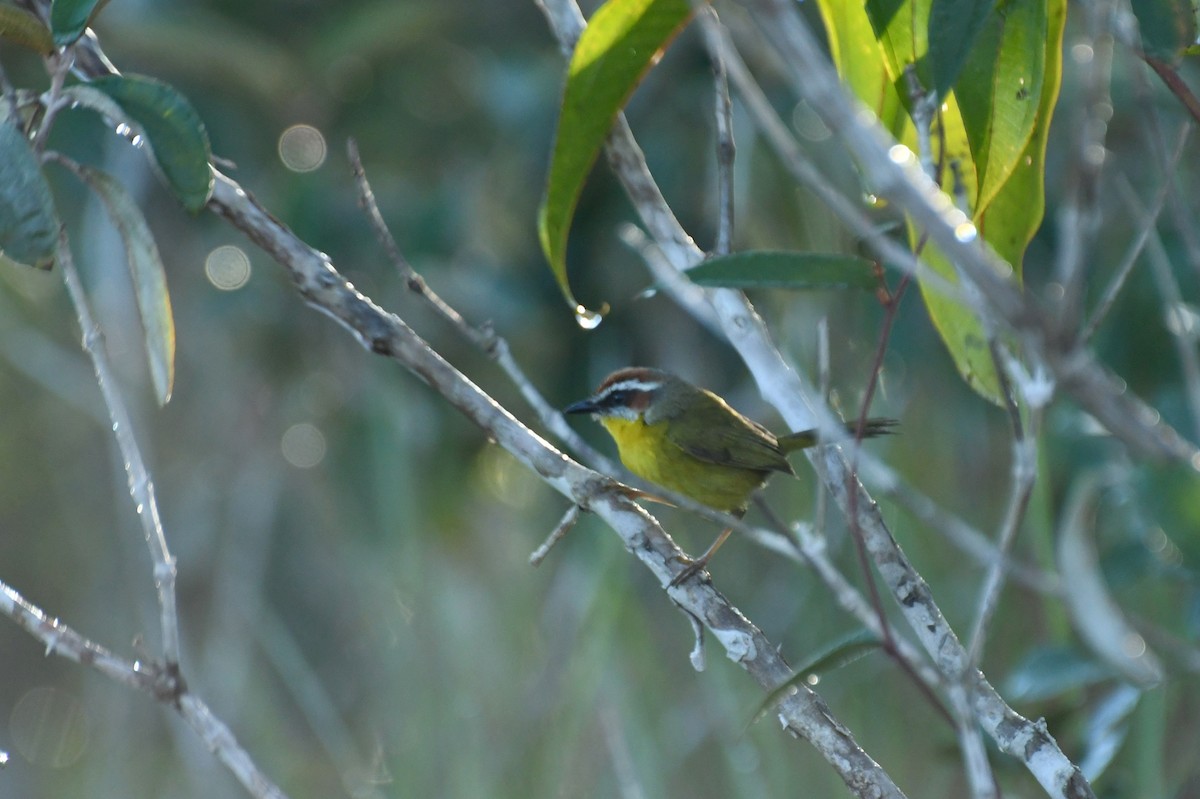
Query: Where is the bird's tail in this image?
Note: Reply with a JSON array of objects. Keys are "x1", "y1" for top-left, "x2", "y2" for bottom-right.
[{"x1": 777, "y1": 418, "x2": 898, "y2": 452}]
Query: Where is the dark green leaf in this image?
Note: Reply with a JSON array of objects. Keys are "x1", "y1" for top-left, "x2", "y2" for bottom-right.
[
  {"x1": 86, "y1": 75, "x2": 213, "y2": 211},
  {"x1": 1131, "y1": 0, "x2": 1197, "y2": 60},
  {"x1": 538, "y1": 0, "x2": 692, "y2": 313},
  {"x1": 50, "y1": 0, "x2": 102, "y2": 46},
  {"x1": 685, "y1": 251, "x2": 880, "y2": 291},
  {"x1": 750, "y1": 629, "x2": 881, "y2": 725},
  {"x1": 0, "y1": 4, "x2": 53, "y2": 54},
  {"x1": 72, "y1": 165, "x2": 176, "y2": 404},
  {"x1": 1004, "y1": 645, "x2": 1115, "y2": 702},
  {"x1": 928, "y1": 0, "x2": 996, "y2": 96},
  {"x1": 0, "y1": 123, "x2": 60, "y2": 269}
]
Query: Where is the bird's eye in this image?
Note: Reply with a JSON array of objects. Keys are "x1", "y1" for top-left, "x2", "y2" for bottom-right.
[{"x1": 606, "y1": 389, "x2": 629, "y2": 406}]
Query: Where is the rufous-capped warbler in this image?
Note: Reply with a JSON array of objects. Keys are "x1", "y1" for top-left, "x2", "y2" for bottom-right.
[{"x1": 565, "y1": 367, "x2": 895, "y2": 583}]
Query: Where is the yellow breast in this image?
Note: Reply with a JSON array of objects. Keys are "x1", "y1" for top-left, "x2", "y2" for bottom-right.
[{"x1": 599, "y1": 416, "x2": 769, "y2": 512}]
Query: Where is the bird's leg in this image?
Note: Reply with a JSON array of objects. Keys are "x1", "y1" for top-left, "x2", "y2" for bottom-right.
[{"x1": 668, "y1": 526, "x2": 733, "y2": 587}]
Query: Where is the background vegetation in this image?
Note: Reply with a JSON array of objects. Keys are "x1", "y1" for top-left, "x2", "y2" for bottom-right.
[{"x1": 1, "y1": 0, "x2": 1199, "y2": 797}]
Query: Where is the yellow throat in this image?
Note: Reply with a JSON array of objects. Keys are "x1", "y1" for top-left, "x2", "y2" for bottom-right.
[{"x1": 599, "y1": 415, "x2": 771, "y2": 512}]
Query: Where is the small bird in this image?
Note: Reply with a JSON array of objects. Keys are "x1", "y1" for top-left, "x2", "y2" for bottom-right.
[{"x1": 565, "y1": 367, "x2": 895, "y2": 584}]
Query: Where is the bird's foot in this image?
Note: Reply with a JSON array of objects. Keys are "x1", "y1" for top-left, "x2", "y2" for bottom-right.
[{"x1": 668, "y1": 554, "x2": 711, "y2": 587}]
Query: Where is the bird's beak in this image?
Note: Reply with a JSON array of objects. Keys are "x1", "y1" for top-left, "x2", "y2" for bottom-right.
[{"x1": 563, "y1": 397, "x2": 599, "y2": 415}]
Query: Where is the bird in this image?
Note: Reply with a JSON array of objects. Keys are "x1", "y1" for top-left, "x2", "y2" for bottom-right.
[{"x1": 564, "y1": 367, "x2": 895, "y2": 584}]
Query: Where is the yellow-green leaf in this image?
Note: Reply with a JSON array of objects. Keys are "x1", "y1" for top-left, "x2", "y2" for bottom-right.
[
  {"x1": 538, "y1": 0, "x2": 692, "y2": 314},
  {"x1": 74, "y1": 166, "x2": 176, "y2": 404},
  {"x1": 0, "y1": 4, "x2": 53, "y2": 54}
]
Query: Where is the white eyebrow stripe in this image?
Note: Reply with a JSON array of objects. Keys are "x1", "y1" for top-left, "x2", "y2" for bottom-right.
[{"x1": 599, "y1": 379, "x2": 662, "y2": 398}]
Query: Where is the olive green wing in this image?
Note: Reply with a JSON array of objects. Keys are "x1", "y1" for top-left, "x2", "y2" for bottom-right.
[{"x1": 662, "y1": 390, "x2": 795, "y2": 475}]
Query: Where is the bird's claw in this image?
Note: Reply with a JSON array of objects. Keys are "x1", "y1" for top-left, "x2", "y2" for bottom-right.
[{"x1": 668, "y1": 554, "x2": 711, "y2": 587}]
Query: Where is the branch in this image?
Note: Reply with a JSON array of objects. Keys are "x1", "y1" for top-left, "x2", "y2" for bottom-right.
[
  {"x1": 0, "y1": 578, "x2": 286, "y2": 799},
  {"x1": 737, "y1": 0, "x2": 1198, "y2": 465},
  {"x1": 207, "y1": 170, "x2": 907, "y2": 799},
  {"x1": 56, "y1": 229, "x2": 181, "y2": 667},
  {"x1": 538, "y1": 1, "x2": 1097, "y2": 796}
]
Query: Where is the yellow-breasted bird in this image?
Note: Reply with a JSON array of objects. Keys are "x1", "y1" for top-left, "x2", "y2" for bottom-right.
[{"x1": 565, "y1": 367, "x2": 895, "y2": 584}]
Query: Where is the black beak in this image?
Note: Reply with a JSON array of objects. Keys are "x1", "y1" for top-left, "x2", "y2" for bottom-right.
[{"x1": 564, "y1": 397, "x2": 599, "y2": 415}]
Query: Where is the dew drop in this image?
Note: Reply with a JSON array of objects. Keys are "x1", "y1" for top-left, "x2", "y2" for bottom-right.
[{"x1": 574, "y1": 305, "x2": 603, "y2": 330}]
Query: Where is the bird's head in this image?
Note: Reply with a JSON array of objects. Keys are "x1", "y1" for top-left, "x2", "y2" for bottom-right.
[{"x1": 564, "y1": 367, "x2": 674, "y2": 422}]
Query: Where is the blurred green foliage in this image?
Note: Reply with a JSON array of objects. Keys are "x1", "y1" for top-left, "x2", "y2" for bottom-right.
[{"x1": 1, "y1": 1, "x2": 1199, "y2": 797}]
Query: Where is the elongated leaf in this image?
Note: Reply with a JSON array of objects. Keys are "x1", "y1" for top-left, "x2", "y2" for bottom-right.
[
  {"x1": 538, "y1": 0, "x2": 692, "y2": 312},
  {"x1": 86, "y1": 75, "x2": 213, "y2": 211},
  {"x1": 1132, "y1": 0, "x2": 1197, "y2": 60},
  {"x1": 0, "y1": 123, "x2": 59, "y2": 269},
  {"x1": 0, "y1": 4, "x2": 53, "y2": 54},
  {"x1": 750, "y1": 629, "x2": 881, "y2": 724},
  {"x1": 814, "y1": 0, "x2": 906, "y2": 133},
  {"x1": 928, "y1": 0, "x2": 996, "y2": 97},
  {"x1": 50, "y1": 0, "x2": 103, "y2": 46},
  {"x1": 686, "y1": 251, "x2": 879, "y2": 291},
  {"x1": 74, "y1": 165, "x2": 176, "y2": 404},
  {"x1": 957, "y1": 0, "x2": 1046, "y2": 214},
  {"x1": 1004, "y1": 645, "x2": 1115, "y2": 702},
  {"x1": 1058, "y1": 473, "x2": 1163, "y2": 687}
]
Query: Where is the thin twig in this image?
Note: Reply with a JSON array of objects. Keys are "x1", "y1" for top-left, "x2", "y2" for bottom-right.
[
  {"x1": 530, "y1": 504, "x2": 582, "y2": 566},
  {"x1": 347, "y1": 139, "x2": 613, "y2": 472},
  {"x1": 1124, "y1": 181, "x2": 1200, "y2": 442},
  {"x1": 966, "y1": 341, "x2": 1039, "y2": 667},
  {"x1": 57, "y1": 229, "x2": 181, "y2": 667},
  {"x1": 1053, "y1": 0, "x2": 1114, "y2": 334},
  {"x1": 0, "y1": 578, "x2": 288, "y2": 799},
  {"x1": 1080, "y1": 126, "x2": 1191, "y2": 342},
  {"x1": 699, "y1": 5, "x2": 735, "y2": 256}
]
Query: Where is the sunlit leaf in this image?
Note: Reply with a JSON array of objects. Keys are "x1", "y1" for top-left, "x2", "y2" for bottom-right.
[
  {"x1": 685, "y1": 251, "x2": 879, "y2": 291},
  {"x1": 72, "y1": 165, "x2": 176, "y2": 404},
  {"x1": 86, "y1": 75, "x2": 213, "y2": 211},
  {"x1": 50, "y1": 0, "x2": 106, "y2": 46},
  {"x1": 0, "y1": 4, "x2": 53, "y2": 54},
  {"x1": 0, "y1": 123, "x2": 59, "y2": 270},
  {"x1": 956, "y1": 0, "x2": 1046, "y2": 213},
  {"x1": 814, "y1": 0, "x2": 906, "y2": 131},
  {"x1": 538, "y1": 0, "x2": 692, "y2": 312}
]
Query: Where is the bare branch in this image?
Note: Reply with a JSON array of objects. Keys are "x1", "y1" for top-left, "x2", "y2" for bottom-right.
[
  {"x1": 56, "y1": 229, "x2": 181, "y2": 667},
  {"x1": 0, "y1": 579, "x2": 287, "y2": 799}
]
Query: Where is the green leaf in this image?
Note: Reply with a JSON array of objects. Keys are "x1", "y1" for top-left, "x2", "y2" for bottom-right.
[
  {"x1": 956, "y1": 0, "x2": 1046, "y2": 214},
  {"x1": 685, "y1": 251, "x2": 880, "y2": 291},
  {"x1": 0, "y1": 123, "x2": 60, "y2": 270},
  {"x1": 928, "y1": 0, "x2": 996, "y2": 96},
  {"x1": 86, "y1": 75, "x2": 213, "y2": 211},
  {"x1": 813, "y1": 0, "x2": 906, "y2": 132},
  {"x1": 73, "y1": 165, "x2": 176, "y2": 404},
  {"x1": 750, "y1": 629, "x2": 881, "y2": 724},
  {"x1": 50, "y1": 0, "x2": 104, "y2": 46},
  {"x1": 0, "y1": 4, "x2": 53, "y2": 54},
  {"x1": 538, "y1": 0, "x2": 692, "y2": 313},
  {"x1": 1131, "y1": 0, "x2": 1197, "y2": 60},
  {"x1": 864, "y1": 0, "x2": 930, "y2": 99}
]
